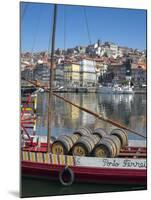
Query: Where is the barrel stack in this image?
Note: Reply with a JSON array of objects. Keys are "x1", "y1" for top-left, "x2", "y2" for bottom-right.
[
  {"x1": 51, "y1": 127, "x2": 93, "y2": 155},
  {"x1": 51, "y1": 127, "x2": 128, "y2": 158},
  {"x1": 71, "y1": 128, "x2": 107, "y2": 156},
  {"x1": 92, "y1": 128, "x2": 128, "y2": 158}
]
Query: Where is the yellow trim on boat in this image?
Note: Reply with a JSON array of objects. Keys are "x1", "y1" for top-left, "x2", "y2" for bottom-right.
[
  {"x1": 66, "y1": 156, "x2": 74, "y2": 166},
  {"x1": 51, "y1": 154, "x2": 58, "y2": 164},
  {"x1": 30, "y1": 152, "x2": 36, "y2": 162},
  {"x1": 44, "y1": 153, "x2": 50, "y2": 164},
  {"x1": 37, "y1": 152, "x2": 43, "y2": 163},
  {"x1": 22, "y1": 107, "x2": 33, "y2": 111},
  {"x1": 22, "y1": 151, "x2": 74, "y2": 166},
  {"x1": 23, "y1": 151, "x2": 29, "y2": 161},
  {"x1": 59, "y1": 155, "x2": 65, "y2": 165}
]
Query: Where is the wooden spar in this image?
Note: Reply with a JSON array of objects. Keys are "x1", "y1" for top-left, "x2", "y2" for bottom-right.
[
  {"x1": 47, "y1": 4, "x2": 57, "y2": 152},
  {"x1": 21, "y1": 78, "x2": 146, "y2": 138}
]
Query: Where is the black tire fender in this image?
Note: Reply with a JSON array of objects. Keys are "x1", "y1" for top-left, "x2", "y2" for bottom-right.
[{"x1": 59, "y1": 166, "x2": 74, "y2": 186}]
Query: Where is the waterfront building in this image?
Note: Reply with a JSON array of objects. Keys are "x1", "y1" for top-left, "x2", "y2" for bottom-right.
[
  {"x1": 96, "y1": 63, "x2": 108, "y2": 83},
  {"x1": 33, "y1": 63, "x2": 50, "y2": 86},
  {"x1": 105, "y1": 59, "x2": 146, "y2": 86},
  {"x1": 55, "y1": 64, "x2": 64, "y2": 87},
  {"x1": 109, "y1": 43, "x2": 118, "y2": 55},
  {"x1": 93, "y1": 40, "x2": 104, "y2": 57},
  {"x1": 118, "y1": 46, "x2": 130, "y2": 56},
  {"x1": 101, "y1": 42, "x2": 118, "y2": 58},
  {"x1": 131, "y1": 64, "x2": 147, "y2": 86},
  {"x1": 106, "y1": 63, "x2": 126, "y2": 83},
  {"x1": 106, "y1": 49, "x2": 113, "y2": 58},
  {"x1": 21, "y1": 68, "x2": 34, "y2": 81},
  {"x1": 117, "y1": 47, "x2": 124, "y2": 57},
  {"x1": 86, "y1": 44, "x2": 95, "y2": 56},
  {"x1": 63, "y1": 59, "x2": 97, "y2": 87},
  {"x1": 55, "y1": 48, "x2": 63, "y2": 55},
  {"x1": 79, "y1": 59, "x2": 97, "y2": 87},
  {"x1": 64, "y1": 63, "x2": 81, "y2": 87},
  {"x1": 94, "y1": 46, "x2": 103, "y2": 57},
  {"x1": 21, "y1": 61, "x2": 30, "y2": 71},
  {"x1": 75, "y1": 46, "x2": 86, "y2": 54},
  {"x1": 67, "y1": 48, "x2": 78, "y2": 55},
  {"x1": 128, "y1": 52, "x2": 141, "y2": 64}
]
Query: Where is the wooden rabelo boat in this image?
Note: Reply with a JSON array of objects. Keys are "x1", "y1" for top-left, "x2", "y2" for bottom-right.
[{"x1": 22, "y1": 135, "x2": 146, "y2": 186}]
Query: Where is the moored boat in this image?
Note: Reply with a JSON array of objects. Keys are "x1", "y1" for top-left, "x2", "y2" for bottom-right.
[
  {"x1": 97, "y1": 84, "x2": 134, "y2": 94},
  {"x1": 21, "y1": 134, "x2": 146, "y2": 185},
  {"x1": 21, "y1": 85, "x2": 37, "y2": 95}
]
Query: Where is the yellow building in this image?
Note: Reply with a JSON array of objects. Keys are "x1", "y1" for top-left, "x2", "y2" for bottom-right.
[{"x1": 64, "y1": 63, "x2": 80, "y2": 87}]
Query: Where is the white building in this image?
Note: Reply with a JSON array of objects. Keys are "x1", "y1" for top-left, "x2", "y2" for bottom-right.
[
  {"x1": 79, "y1": 59, "x2": 97, "y2": 86},
  {"x1": 101, "y1": 42, "x2": 118, "y2": 58},
  {"x1": 109, "y1": 43, "x2": 118, "y2": 58},
  {"x1": 96, "y1": 64, "x2": 108, "y2": 82},
  {"x1": 117, "y1": 48, "x2": 124, "y2": 57}
]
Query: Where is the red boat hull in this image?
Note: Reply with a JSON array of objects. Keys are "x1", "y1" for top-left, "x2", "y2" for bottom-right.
[{"x1": 22, "y1": 161, "x2": 147, "y2": 185}]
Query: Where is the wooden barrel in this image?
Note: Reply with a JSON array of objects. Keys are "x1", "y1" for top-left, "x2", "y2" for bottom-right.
[
  {"x1": 81, "y1": 126, "x2": 93, "y2": 134},
  {"x1": 110, "y1": 128, "x2": 128, "y2": 148},
  {"x1": 52, "y1": 135, "x2": 74, "y2": 155},
  {"x1": 103, "y1": 135, "x2": 121, "y2": 155},
  {"x1": 72, "y1": 135, "x2": 98, "y2": 156},
  {"x1": 93, "y1": 128, "x2": 107, "y2": 139},
  {"x1": 73, "y1": 127, "x2": 93, "y2": 137},
  {"x1": 69, "y1": 134, "x2": 80, "y2": 144},
  {"x1": 92, "y1": 137, "x2": 118, "y2": 158},
  {"x1": 90, "y1": 134, "x2": 100, "y2": 145}
]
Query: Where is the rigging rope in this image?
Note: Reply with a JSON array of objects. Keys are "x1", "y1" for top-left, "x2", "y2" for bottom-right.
[
  {"x1": 47, "y1": 5, "x2": 54, "y2": 57},
  {"x1": 30, "y1": 7, "x2": 42, "y2": 54},
  {"x1": 64, "y1": 5, "x2": 67, "y2": 54},
  {"x1": 83, "y1": 7, "x2": 92, "y2": 45},
  {"x1": 83, "y1": 7, "x2": 97, "y2": 87},
  {"x1": 21, "y1": 3, "x2": 43, "y2": 59}
]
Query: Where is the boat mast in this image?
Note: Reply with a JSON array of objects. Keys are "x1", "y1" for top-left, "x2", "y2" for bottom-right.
[{"x1": 47, "y1": 4, "x2": 57, "y2": 152}]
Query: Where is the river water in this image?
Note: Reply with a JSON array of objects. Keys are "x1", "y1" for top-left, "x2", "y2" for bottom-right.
[
  {"x1": 21, "y1": 92, "x2": 147, "y2": 197},
  {"x1": 36, "y1": 93, "x2": 146, "y2": 140}
]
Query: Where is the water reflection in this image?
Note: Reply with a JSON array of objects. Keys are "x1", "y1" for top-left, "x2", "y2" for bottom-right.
[
  {"x1": 98, "y1": 94, "x2": 146, "y2": 139},
  {"x1": 36, "y1": 93, "x2": 146, "y2": 140}
]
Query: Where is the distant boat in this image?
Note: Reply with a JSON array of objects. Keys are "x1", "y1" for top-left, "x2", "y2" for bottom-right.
[
  {"x1": 97, "y1": 84, "x2": 134, "y2": 94},
  {"x1": 36, "y1": 87, "x2": 45, "y2": 93},
  {"x1": 21, "y1": 85, "x2": 37, "y2": 95}
]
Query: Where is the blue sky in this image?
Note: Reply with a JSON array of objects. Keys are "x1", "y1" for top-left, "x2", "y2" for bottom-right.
[{"x1": 21, "y1": 2, "x2": 147, "y2": 52}]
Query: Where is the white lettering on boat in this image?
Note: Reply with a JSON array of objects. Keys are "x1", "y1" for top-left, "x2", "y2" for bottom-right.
[
  {"x1": 122, "y1": 159, "x2": 146, "y2": 168},
  {"x1": 74, "y1": 157, "x2": 147, "y2": 169},
  {"x1": 103, "y1": 159, "x2": 120, "y2": 167}
]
